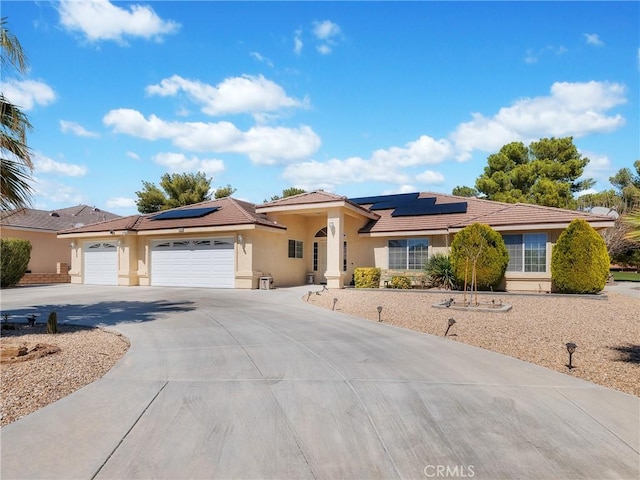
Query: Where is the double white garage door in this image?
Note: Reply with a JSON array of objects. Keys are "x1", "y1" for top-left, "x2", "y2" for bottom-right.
[{"x1": 83, "y1": 238, "x2": 235, "y2": 288}]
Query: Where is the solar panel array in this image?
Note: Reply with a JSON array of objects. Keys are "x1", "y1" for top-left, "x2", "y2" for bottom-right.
[
  {"x1": 150, "y1": 206, "x2": 219, "y2": 221},
  {"x1": 350, "y1": 193, "x2": 467, "y2": 217}
]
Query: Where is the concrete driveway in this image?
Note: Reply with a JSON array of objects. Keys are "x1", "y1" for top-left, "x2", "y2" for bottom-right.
[{"x1": 1, "y1": 285, "x2": 638, "y2": 480}]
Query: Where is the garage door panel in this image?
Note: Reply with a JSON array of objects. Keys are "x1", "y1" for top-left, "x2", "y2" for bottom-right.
[
  {"x1": 151, "y1": 238, "x2": 234, "y2": 288},
  {"x1": 84, "y1": 242, "x2": 118, "y2": 285}
]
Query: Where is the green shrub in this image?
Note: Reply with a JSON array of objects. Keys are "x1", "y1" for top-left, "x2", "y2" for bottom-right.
[
  {"x1": 390, "y1": 275, "x2": 412, "y2": 289},
  {"x1": 354, "y1": 267, "x2": 381, "y2": 288},
  {"x1": 425, "y1": 253, "x2": 457, "y2": 289},
  {"x1": 0, "y1": 238, "x2": 32, "y2": 288},
  {"x1": 47, "y1": 311, "x2": 58, "y2": 334},
  {"x1": 551, "y1": 219, "x2": 610, "y2": 293},
  {"x1": 450, "y1": 223, "x2": 508, "y2": 291}
]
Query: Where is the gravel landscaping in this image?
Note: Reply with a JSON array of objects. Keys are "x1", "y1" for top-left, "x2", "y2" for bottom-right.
[
  {"x1": 1, "y1": 286, "x2": 637, "y2": 428},
  {"x1": 0, "y1": 324, "x2": 129, "y2": 426},
  {"x1": 306, "y1": 288, "x2": 639, "y2": 397}
]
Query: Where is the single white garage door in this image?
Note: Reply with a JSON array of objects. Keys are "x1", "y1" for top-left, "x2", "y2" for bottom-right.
[
  {"x1": 151, "y1": 238, "x2": 235, "y2": 288},
  {"x1": 84, "y1": 242, "x2": 118, "y2": 285}
]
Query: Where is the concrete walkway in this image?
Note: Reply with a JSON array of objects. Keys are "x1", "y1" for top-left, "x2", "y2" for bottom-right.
[{"x1": 1, "y1": 285, "x2": 638, "y2": 480}]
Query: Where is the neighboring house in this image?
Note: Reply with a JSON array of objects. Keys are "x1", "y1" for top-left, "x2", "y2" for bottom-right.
[
  {"x1": 1, "y1": 205, "x2": 120, "y2": 284},
  {"x1": 56, "y1": 192, "x2": 615, "y2": 292}
]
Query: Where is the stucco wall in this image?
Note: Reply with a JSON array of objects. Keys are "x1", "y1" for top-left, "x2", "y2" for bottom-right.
[{"x1": 2, "y1": 229, "x2": 71, "y2": 273}]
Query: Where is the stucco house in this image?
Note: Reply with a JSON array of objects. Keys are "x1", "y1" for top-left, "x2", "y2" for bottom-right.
[
  {"x1": 1, "y1": 205, "x2": 120, "y2": 284},
  {"x1": 56, "y1": 191, "x2": 614, "y2": 292}
]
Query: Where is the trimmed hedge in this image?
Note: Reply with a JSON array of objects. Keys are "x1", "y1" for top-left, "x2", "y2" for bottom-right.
[
  {"x1": 450, "y1": 223, "x2": 508, "y2": 291},
  {"x1": 1, "y1": 238, "x2": 32, "y2": 287},
  {"x1": 390, "y1": 275, "x2": 412, "y2": 289},
  {"x1": 551, "y1": 219, "x2": 610, "y2": 293},
  {"x1": 354, "y1": 267, "x2": 381, "y2": 288}
]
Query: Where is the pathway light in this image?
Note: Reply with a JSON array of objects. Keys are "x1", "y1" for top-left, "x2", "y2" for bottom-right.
[
  {"x1": 566, "y1": 342, "x2": 577, "y2": 369},
  {"x1": 444, "y1": 318, "x2": 456, "y2": 336}
]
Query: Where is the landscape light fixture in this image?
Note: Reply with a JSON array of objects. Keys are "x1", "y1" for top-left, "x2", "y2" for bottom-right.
[
  {"x1": 307, "y1": 291, "x2": 312, "y2": 302},
  {"x1": 444, "y1": 318, "x2": 456, "y2": 336},
  {"x1": 377, "y1": 305, "x2": 383, "y2": 322},
  {"x1": 566, "y1": 342, "x2": 577, "y2": 369},
  {"x1": 332, "y1": 298, "x2": 338, "y2": 311}
]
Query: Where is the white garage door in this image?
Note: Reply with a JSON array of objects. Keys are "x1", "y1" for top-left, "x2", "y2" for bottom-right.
[
  {"x1": 151, "y1": 238, "x2": 235, "y2": 288},
  {"x1": 84, "y1": 242, "x2": 118, "y2": 285}
]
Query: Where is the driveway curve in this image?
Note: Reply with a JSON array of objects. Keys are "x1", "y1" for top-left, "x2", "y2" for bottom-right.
[{"x1": 1, "y1": 285, "x2": 638, "y2": 480}]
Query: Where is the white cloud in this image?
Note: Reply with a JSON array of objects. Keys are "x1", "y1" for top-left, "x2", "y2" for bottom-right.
[
  {"x1": 145, "y1": 74, "x2": 305, "y2": 117},
  {"x1": 313, "y1": 20, "x2": 340, "y2": 40},
  {"x1": 312, "y1": 20, "x2": 341, "y2": 54},
  {"x1": 57, "y1": 0, "x2": 180, "y2": 44},
  {"x1": 106, "y1": 197, "x2": 136, "y2": 208},
  {"x1": 126, "y1": 151, "x2": 141, "y2": 160},
  {"x1": 31, "y1": 177, "x2": 85, "y2": 205},
  {"x1": 581, "y1": 151, "x2": 613, "y2": 183},
  {"x1": 524, "y1": 45, "x2": 567, "y2": 64},
  {"x1": 451, "y1": 81, "x2": 626, "y2": 159},
  {"x1": 584, "y1": 33, "x2": 604, "y2": 46},
  {"x1": 153, "y1": 152, "x2": 225, "y2": 176},
  {"x1": 34, "y1": 153, "x2": 88, "y2": 177},
  {"x1": 416, "y1": 170, "x2": 445, "y2": 185},
  {"x1": 294, "y1": 29, "x2": 303, "y2": 54},
  {"x1": 250, "y1": 52, "x2": 273, "y2": 67},
  {"x1": 0, "y1": 79, "x2": 56, "y2": 110},
  {"x1": 60, "y1": 120, "x2": 100, "y2": 138},
  {"x1": 283, "y1": 135, "x2": 452, "y2": 189},
  {"x1": 103, "y1": 109, "x2": 321, "y2": 164}
]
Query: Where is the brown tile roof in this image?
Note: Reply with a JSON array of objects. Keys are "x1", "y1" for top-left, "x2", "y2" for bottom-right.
[
  {"x1": 1, "y1": 205, "x2": 120, "y2": 232},
  {"x1": 355, "y1": 192, "x2": 615, "y2": 234},
  {"x1": 260, "y1": 190, "x2": 348, "y2": 207},
  {"x1": 57, "y1": 197, "x2": 284, "y2": 235},
  {"x1": 258, "y1": 190, "x2": 378, "y2": 219}
]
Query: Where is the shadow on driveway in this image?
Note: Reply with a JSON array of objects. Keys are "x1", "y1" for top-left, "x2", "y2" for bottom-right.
[{"x1": 0, "y1": 299, "x2": 196, "y2": 329}]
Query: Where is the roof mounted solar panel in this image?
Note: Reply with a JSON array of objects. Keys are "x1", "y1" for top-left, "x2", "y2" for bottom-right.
[
  {"x1": 350, "y1": 193, "x2": 421, "y2": 210},
  {"x1": 150, "y1": 206, "x2": 219, "y2": 220},
  {"x1": 392, "y1": 200, "x2": 467, "y2": 217}
]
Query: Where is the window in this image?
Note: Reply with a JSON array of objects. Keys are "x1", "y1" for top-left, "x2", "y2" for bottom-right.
[
  {"x1": 343, "y1": 241, "x2": 348, "y2": 272},
  {"x1": 503, "y1": 234, "x2": 547, "y2": 272},
  {"x1": 288, "y1": 240, "x2": 303, "y2": 259},
  {"x1": 388, "y1": 238, "x2": 429, "y2": 270}
]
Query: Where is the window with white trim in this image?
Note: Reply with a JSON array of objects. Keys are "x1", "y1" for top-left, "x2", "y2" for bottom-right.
[
  {"x1": 288, "y1": 240, "x2": 303, "y2": 259},
  {"x1": 503, "y1": 233, "x2": 547, "y2": 272},
  {"x1": 388, "y1": 238, "x2": 429, "y2": 270}
]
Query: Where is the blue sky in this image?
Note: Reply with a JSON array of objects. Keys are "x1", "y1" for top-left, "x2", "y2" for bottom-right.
[{"x1": 3, "y1": 1, "x2": 639, "y2": 215}]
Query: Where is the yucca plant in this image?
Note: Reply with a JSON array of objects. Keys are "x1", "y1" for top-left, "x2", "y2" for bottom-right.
[{"x1": 425, "y1": 253, "x2": 457, "y2": 290}]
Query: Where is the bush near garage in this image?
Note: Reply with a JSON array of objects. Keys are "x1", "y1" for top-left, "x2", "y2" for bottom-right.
[
  {"x1": 552, "y1": 218, "x2": 610, "y2": 293},
  {"x1": 1, "y1": 238, "x2": 32, "y2": 288},
  {"x1": 450, "y1": 223, "x2": 508, "y2": 291},
  {"x1": 354, "y1": 267, "x2": 381, "y2": 288}
]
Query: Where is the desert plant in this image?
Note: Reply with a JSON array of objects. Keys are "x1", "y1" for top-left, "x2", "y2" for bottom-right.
[
  {"x1": 424, "y1": 253, "x2": 457, "y2": 289},
  {"x1": 551, "y1": 219, "x2": 610, "y2": 293},
  {"x1": 47, "y1": 311, "x2": 58, "y2": 334},
  {"x1": 390, "y1": 275, "x2": 412, "y2": 289},
  {"x1": 450, "y1": 224, "x2": 508, "y2": 301},
  {"x1": 354, "y1": 267, "x2": 381, "y2": 288},
  {"x1": 0, "y1": 238, "x2": 32, "y2": 287}
]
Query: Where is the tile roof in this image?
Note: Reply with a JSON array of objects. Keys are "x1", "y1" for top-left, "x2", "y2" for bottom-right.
[
  {"x1": 260, "y1": 190, "x2": 348, "y2": 207},
  {"x1": 1, "y1": 205, "x2": 120, "y2": 232},
  {"x1": 354, "y1": 192, "x2": 615, "y2": 234},
  {"x1": 58, "y1": 197, "x2": 284, "y2": 235}
]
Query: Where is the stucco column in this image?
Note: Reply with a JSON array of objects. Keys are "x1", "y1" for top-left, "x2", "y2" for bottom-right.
[{"x1": 325, "y1": 209, "x2": 344, "y2": 289}]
